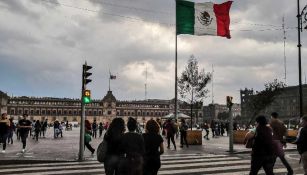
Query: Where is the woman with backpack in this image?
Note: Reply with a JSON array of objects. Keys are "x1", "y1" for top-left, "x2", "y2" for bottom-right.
[{"x1": 103, "y1": 118, "x2": 125, "y2": 175}]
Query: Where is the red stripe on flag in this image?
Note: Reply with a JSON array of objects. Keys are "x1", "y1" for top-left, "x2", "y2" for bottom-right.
[{"x1": 214, "y1": 1, "x2": 232, "y2": 39}]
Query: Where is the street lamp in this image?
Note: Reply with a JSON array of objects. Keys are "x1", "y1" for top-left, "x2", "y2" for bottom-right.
[{"x1": 296, "y1": 1, "x2": 307, "y2": 118}]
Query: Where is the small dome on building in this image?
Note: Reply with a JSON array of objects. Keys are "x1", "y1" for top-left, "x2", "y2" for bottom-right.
[{"x1": 102, "y1": 91, "x2": 116, "y2": 103}]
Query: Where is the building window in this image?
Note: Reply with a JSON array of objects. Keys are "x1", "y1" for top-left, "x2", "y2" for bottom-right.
[
  {"x1": 42, "y1": 110, "x2": 45, "y2": 115},
  {"x1": 36, "y1": 110, "x2": 40, "y2": 115},
  {"x1": 53, "y1": 110, "x2": 57, "y2": 115},
  {"x1": 58, "y1": 111, "x2": 62, "y2": 115},
  {"x1": 108, "y1": 111, "x2": 112, "y2": 115},
  {"x1": 93, "y1": 111, "x2": 97, "y2": 115},
  {"x1": 89, "y1": 111, "x2": 92, "y2": 115},
  {"x1": 68, "y1": 111, "x2": 72, "y2": 115},
  {"x1": 10, "y1": 109, "x2": 15, "y2": 115},
  {"x1": 98, "y1": 111, "x2": 102, "y2": 115},
  {"x1": 47, "y1": 110, "x2": 50, "y2": 115},
  {"x1": 64, "y1": 111, "x2": 67, "y2": 115}
]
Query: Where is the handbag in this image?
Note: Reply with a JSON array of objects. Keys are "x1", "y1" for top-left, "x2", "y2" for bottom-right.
[
  {"x1": 97, "y1": 139, "x2": 107, "y2": 162},
  {"x1": 84, "y1": 133, "x2": 92, "y2": 143}
]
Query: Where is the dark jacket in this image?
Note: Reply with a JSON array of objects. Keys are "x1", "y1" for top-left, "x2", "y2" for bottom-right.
[
  {"x1": 296, "y1": 126, "x2": 307, "y2": 154},
  {"x1": 252, "y1": 125, "x2": 274, "y2": 156},
  {"x1": 104, "y1": 132, "x2": 122, "y2": 156},
  {"x1": 119, "y1": 132, "x2": 145, "y2": 157}
]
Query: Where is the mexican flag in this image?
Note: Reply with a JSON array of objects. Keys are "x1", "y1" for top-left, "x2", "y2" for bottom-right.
[{"x1": 176, "y1": 0, "x2": 232, "y2": 38}]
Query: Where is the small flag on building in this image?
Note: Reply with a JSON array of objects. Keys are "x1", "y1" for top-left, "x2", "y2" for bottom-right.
[
  {"x1": 176, "y1": 0, "x2": 232, "y2": 38},
  {"x1": 110, "y1": 75, "x2": 116, "y2": 80}
]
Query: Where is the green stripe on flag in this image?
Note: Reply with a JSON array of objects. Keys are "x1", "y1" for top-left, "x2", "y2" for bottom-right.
[{"x1": 176, "y1": 0, "x2": 194, "y2": 35}]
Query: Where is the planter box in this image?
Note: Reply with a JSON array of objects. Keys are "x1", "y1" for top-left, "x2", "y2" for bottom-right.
[
  {"x1": 233, "y1": 130, "x2": 248, "y2": 144},
  {"x1": 187, "y1": 130, "x2": 202, "y2": 145}
]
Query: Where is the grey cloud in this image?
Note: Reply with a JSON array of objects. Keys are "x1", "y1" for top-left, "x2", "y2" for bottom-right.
[{"x1": 0, "y1": 0, "x2": 40, "y2": 19}]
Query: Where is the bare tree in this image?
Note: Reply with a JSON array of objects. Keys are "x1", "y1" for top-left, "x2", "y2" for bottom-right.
[{"x1": 178, "y1": 55, "x2": 211, "y2": 129}]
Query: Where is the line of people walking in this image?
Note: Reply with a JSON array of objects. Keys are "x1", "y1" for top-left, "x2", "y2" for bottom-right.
[
  {"x1": 101, "y1": 117, "x2": 164, "y2": 175},
  {"x1": 244, "y1": 112, "x2": 307, "y2": 175}
]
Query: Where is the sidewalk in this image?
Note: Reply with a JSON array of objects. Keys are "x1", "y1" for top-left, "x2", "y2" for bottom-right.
[{"x1": 0, "y1": 128, "x2": 298, "y2": 164}]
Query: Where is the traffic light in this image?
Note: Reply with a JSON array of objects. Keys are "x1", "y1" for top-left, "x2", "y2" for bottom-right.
[
  {"x1": 83, "y1": 90, "x2": 91, "y2": 104},
  {"x1": 226, "y1": 96, "x2": 233, "y2": 108},
  {"x1": 83, "y1": 64, "x2": 92, "y2": 86}
]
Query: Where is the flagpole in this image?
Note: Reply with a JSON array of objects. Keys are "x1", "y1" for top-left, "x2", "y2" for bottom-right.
[
  {"x1": 109, "y1": 70, "x2": 111, "y2": 91},
  {"x1": 175, "y1": 0, "x2": 178, "y2": 122}
]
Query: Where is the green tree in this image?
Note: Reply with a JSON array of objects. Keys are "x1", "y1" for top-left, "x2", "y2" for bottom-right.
[
  {"x1": 245, "y1": 79, "x2": 286, "y2": 129},
  {"x1": 178, "y1": 55, "x2": 211, "y2": 128}
]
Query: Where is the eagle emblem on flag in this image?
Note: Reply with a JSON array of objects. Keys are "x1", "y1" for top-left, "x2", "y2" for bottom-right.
[{"x1": 197, "y1": 11, "x2": 213, "y2": 26}]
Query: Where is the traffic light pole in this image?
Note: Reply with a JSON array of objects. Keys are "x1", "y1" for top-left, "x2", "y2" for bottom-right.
[
  {"x1": 79, "y1": 73, "x2": 85, "y2": 161},
  {"x1": 228, "y1": 106, "x2": 233, "y2": 153},
  {"x1": 227, "y1": 96, "x2": 234, "y2": 153}
]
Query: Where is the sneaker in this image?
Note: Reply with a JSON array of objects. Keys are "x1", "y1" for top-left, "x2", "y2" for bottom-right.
[
  {"x1": 1, "y1": 150, "x2": 5, "y2": 153},
  {"x1": 21, "y1": 149, "x2": 25, "y2": 153}
]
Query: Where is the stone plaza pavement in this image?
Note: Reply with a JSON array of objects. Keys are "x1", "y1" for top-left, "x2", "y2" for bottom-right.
[{"x1": 0, "y1": 127, "x2": 298, "y2": 164}]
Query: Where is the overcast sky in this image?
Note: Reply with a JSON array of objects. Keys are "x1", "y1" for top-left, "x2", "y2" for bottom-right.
[{"x1": 0, "y1": 0, "x2": 306, "y2": 105}]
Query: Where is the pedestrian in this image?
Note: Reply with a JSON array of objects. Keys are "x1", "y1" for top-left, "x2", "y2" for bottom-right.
[
  {"x1": 165, "y1": 119, "x2": 176, "y2": 150},
  {"x1": 294, "y1": 115, "x2": 307, "y2": 174},
  {"x1": 31, "y1": 120, "x2": 35, "y2": 138},
  {"x1": 103, "y1": 118, "x2": 125, "y2": 175},
  {"x1": 0, "y1": 113, "x2": 10, "y2": 153},
  {"x1": 210, "y1": 120, "x2": 215, "y2": 138},
  {"x1": 34, "y1": 120, "x2": 41, "y2": 141},
  {"x1": 7, "y1": 117, "x2": 15, "y2": 144},
  {"x1": 143, "y1": 119, "x2": 164, "y2": 175},
  {"x1": 92, "y1": 119, "x2": 97, "y2": 138},
  {"x1": 270, "y1": 112, "x2": 293, "y2": 175},
  {"x1": 65, "y1": 121, "x2": 69, "y2": 131},
  {"x1": 249, "y1": 115, "x2": 275, "y2": 175},
  {"x1": 17, "y1": 114, "x2": 32, "y2": 153},
  {"x1": 84, "y1": 120, "x2": 95, "y2": 155},
  {"x1": 179, "y1": 118, "x2": 189, "y2": 148},
  {"x1": 53, "y1": 120, "x2": 62, "y2": 138},
  {"x1": 173, "y1": 119, "x2": 179, "y2": 139},
  {"x1": 118, "y1": 117, "x2": 145, "y2": 175},
  {"x1": 203, "y1": 121, "x2": 210, "y2": 140},
  {"x1": 41, "y1": 119, "x2": 48, "y2": 138},
  {"x1": 98, "y1": 122, "x2": 103, "y2": 138}
]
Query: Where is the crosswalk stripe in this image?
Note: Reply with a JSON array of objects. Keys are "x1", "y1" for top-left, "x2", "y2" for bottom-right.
[
  {"x1": 162, "y1": 156, "x2": 240, "y2": 164},
  {"x1": 205, "y1": 168, "x2": 287, "y2": 175},
  {"x1": 0, "y1": 153, "x2": 290, "y2": 175}
]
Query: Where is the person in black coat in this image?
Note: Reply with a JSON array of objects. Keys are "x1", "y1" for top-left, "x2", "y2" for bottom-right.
[
  {"x1": 143, "y1": 119, "x2": 164, "y2": 175},
  {"x1": 249, "y1": 116, "x2": 275, "y2": 175},
  {"x1": 295, "y1": 115, "x2": 307, "y2": 174},
  {"x1": 118, "y1": 117, "x2": 145, "y2": 175},
  {"x1": 103, "y1": 118, "x2": 125, "y2": 175}
]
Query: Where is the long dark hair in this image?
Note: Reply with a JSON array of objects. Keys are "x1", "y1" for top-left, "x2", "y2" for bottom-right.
[{"x1": 105, "y1": 118, "x2": 125, "y2": 141}]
